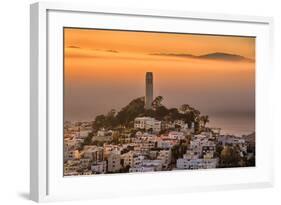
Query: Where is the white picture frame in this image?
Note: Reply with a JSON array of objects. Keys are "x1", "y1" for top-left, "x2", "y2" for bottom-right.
[{"x1": 30, "y1": 2, "x2": 274, "y2": 202}]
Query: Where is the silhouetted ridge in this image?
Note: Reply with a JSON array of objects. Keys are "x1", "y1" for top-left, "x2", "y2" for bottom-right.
[{"x1": 150, "y1": 52, "x2": 254, "y2": 62}]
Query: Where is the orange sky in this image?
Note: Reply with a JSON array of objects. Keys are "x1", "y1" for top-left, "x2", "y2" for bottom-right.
[
  {"x1": 64, "y1": 28, "x2": 255, "y2": 126},
  {"x1": 64, "y1": 28, "x2": 255, "y2": 59}
]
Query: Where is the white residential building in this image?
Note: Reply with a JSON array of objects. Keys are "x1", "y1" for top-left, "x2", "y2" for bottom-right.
[
  {"x1": 168, "y1": 131, "x2": 185, "y2": 140},
  {"x1": 173, "y1": 120, "x2": 189, "y2": 131},
  {"x1": 97, "y1": 128, "x2": 106, "y2": 137},
  {"x1": 103, "y1": 144, "x2": 121, "y2": 159},
  {"x1": 121, "y1": 151, "x2": 134, "y2": 168},
  {"x1": 157, "y1": 140, "x2": 174, "y2": 149},
  {"x1": 82, "y1": 145, "x2": 104, "y2": 163},
  {"x1": 64, "y1": 165, "x2": 80, "y2": 176},
  {"x1": 141, "y1": 140, "x2": 157, "y2": 150},
  {"x1": 148, "y1": 150, "x2": 158, "y2": 160},
  {"x1": 202, "y1": 145, "x2": 215, "y2": 159},
  {"x1": 77, "y1": 129, "x2": 92, "y2": 139},
  {"x1": 65, "y1": 159, "x2": 80, "y2": 166},
  {"x1": 133, "y1": 155, "x2": 145, "y2": 167},
  {"x1": 134, "y1": 117, "x2": 161, "y2": 133},
  {"x1": 218, "y1": 135, "x2": 245, "y2": 146},
  {"x1": 64, "y1": 137, "x2": 82, "y2": 150},
  {"x1": 107, "y1": 151, "x2": 121, "y2": 173},
  {"x1": 64, "y1": 149, "x2": 80, "y2": 161},
  {"x1": 129, "y1": 159, "x2": 163, "y2": 172},
  {"x1": 183, "y1": 150, "x2": 200, "y2": 160},
  {"x1": 176, "y1": 158, "x2": 218, "y2": 169},
  {"x1": 97, "y1": 128, "x2": 114, "y2": 137},
  {"x1": 142, "y1": 160, "x2": 163, "y2": 171},
  {"x1": 121, "y1": 152, "x2": 145, "y2": 168},
  {"x1": 91, "y1": 161, "x2": 107, "y2": 174},
  {"x1": 129, "y1": 166, "x2": 155, "y2": 172},
  {"x1": 79, "y1": 158, "x2": 92, "y2": 169},
  {"x1": 157, "y1": 149, "x2": 172, "y2": 169},
  {"x1": 190, "y1": 137, "x2": 216, "y2": 155}
]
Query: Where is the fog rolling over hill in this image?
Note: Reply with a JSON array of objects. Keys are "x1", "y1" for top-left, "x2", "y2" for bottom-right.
[{"x1": 150, "y1": 52, "x2": 254, "y2": 62}]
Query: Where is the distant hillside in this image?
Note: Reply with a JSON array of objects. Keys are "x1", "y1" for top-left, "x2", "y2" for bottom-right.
[
  {"x1": 150, "y1": 52, "x2": 254, "y2": 62},
  {"x1": 243, "y1": 132, "x2": 255, "y2": 147},
  {"x1": 198, "y1": 52, "x2": 253, "y2": 62}
]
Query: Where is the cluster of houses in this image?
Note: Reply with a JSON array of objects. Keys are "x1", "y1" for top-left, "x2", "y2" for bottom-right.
[{"x1": 64, "y1": 116, "x2": 252, "y2": 176}]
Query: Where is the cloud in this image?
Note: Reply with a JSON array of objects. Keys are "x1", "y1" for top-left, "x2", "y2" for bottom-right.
[
  {"x1": 65, "y1": 47, "x2": 121, "y2": 59},
  {"x1": 67, "y1": 45, "x2": 81, "y2": 49},
  {"x1": 106, "y1": 49, "x2": 119, "y2": 53},
  {"x1": 150, "y1": 52, "x2": 254, "y2": 62}
]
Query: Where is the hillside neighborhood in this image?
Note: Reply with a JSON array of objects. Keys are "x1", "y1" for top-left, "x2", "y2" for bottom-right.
[{"x1": 64, "y1": 96, "x2": 255, "y2": 176}]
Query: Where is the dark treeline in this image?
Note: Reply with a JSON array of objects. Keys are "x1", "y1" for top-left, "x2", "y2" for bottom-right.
[{"x1": 92, "y1": 96, "x2": 209, "y2": 132}]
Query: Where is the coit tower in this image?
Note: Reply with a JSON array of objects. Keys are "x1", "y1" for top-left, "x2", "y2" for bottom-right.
[{"x1": 145, "y1": 72, "x2": 153, "y2": 109}]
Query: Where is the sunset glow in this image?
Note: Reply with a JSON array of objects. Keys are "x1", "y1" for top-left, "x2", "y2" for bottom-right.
[
  {"x1": 63, "y1": 28, "x2": 256, "y2": 176},
  {"x1": 64, "y1": 28, "x2": 255, "y2": 123}
]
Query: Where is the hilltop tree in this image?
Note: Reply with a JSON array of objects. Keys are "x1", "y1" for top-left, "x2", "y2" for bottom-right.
[
  {"x1": 179, "y1": 104, "x2": 191, "y2": 113},
  {"x1": 93, "y1": 114, "x2": 107, "y2": 129},
  {"x1": 168, "y1": 108, "x2": 182, "y2": 121},
  {"x1": 154, "y1": 105, "x2": 169, "y2": 120},
  {"x1": 93, "y1": 109, "x2": 117, "y2": 129},
  {"x1": 190, "y1": 107, "x2": 200, "y2": 120},
  {"x1": 143, "y1": 108, "x2": 155, "y2": 118},
  {"x1": 152, "y1": 96, "x2": 164, "y2": 109},
  {"x1": 220, "y1": 146, "x2": 241, "y2": 167},
  {"x1": 92, "y1": 95, "x2": 205, "y2": 132},
  {"x1": 115, "y1": 96, "x2": 145, "y2": 126},
  {"x1": 200, "y1": 115, "x2": 210, "y2": 127},
  {"x1": 106, "y1": 109, "x2": 117, "y2": 127},
  {"x1": 80, "y1": 132, "x2": 94, "y2": 148}
]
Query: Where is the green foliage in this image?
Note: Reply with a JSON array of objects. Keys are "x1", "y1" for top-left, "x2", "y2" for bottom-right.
[
  {"x1": 115, "y1": 97, "x2": 145, "y2": 126},
  {"x1": 168, "y1": 108, "x2": 181, "y2": 121},
  {"x1": 81, "y1": 132, "x2": 94, "y2": 148},
  {"x1": 152, "y1": 96, "x2": 164, "y2": 109},
  {"x1": 200, "y1": 115, "x2": 210, "y2": 127},
  {"x1": 143, "y1": 108, "x2": 155, "y2": 118},
  {"x1": 185, "y1": 135, "x2": 192, "y2": 144},
  {"x1": 93, "y1": 109, "x2": 117, "y2": 130},
  {"x1": 159, "y1": 129, "x2": 168, "y2": 135},
  {"x1": 171, "y1": 143, "x2": 188, "y2": 163},
  {"x1": 93, "y1": 115, "x2": 106, "y2": 129},
  {"x1": 193, "y1": 120, "x2": 200, "y2": 134},
  {"x1": 215, "y1": 144, "x2": 223, "y2": 158},
  {"x1": 92, "y1": 140, "x2": 104, "y2": 146},
  {"x1": 110, "y1": 132, "x2": 121, "y2": 145},
  {"x1": 154, "y1": 106, "x2": 169, "y2": 120},
  {"x1": 179, "y1": 104, "x2": 191, "y2": 113},
  {"x1": 220, "y1": 145, "x2": 241, "y2": 167},
  {"x1": 92, "y1": 95, "x2": 204, "y2": 131}
]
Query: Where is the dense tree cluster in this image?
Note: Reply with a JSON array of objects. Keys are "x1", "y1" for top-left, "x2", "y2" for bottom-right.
[{"x1": 92, "y1": 96, "x2": 209, "y2": 132}]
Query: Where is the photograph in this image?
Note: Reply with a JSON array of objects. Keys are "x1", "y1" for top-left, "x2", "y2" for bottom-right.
[{"x1": 63, "y1": 28, "x2": 256, "y2": 176}]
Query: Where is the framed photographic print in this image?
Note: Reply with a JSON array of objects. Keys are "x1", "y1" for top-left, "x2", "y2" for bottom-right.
[{"x1": 30, "y1": 2, "x2": 274, "y2": 202}]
